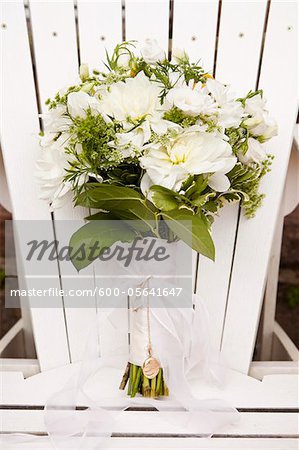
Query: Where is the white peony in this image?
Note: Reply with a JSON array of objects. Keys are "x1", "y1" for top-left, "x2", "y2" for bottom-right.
[
  {"x1": 99, "y1": 72, "x2": 163, "y2": 123},
  {"x1": 140, "y1": 131, "x2": 236, "y2": 193},
  {"x1": 166, "y1": 80, "x2": 218, "y2": 117},
  {"x1": 239, "y1": 137, "x2": 267, "y2": 165},
  {"x1": 67, "y1": 91, "x2": 101, "y2": 118},
  {"x1": 206, "y1": 79, "x2": 244, "y2": 129},
  {"x1": 140, "y1": 39, "x2": 165, "y2": 64},
  {"x1": 243, "y1": 94, "x2": 278, "y2": 142},
  {"x1": 100, "y1": 72, "x2": 174, "y2": 150}
]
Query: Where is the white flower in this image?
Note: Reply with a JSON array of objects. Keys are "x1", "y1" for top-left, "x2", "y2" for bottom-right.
[
  {"x1": 99, "y1": 72, "x2": 162, "y2": 122},
  {"x1": 166, "y1": 80, "x2": 217, "y2": 117},
  {"x1": 117, "y1": 52, "x2": 131, "y2": 68},
  {"x1": 140, "y1": 39, "x2": 165, "y2": 64},
  {"x1": 243, "y1": 94, "x2": 278, "y2": 142},
  {"x1": 244, "y1": 94, "x2": 266, "y2": 116},
  {"x1": 67, "y1": 91, "x2": 101, "y2": 118},
  {"x1": 239, "y1": 137, "x2": 267, "y2": 165},
  {"x1": 172, "y1": 48, "x2": 189, "y2": 63},
  {"x1": 140, "y1": 131, "x2": 236, "y2": 193},
  {"x1": 79, "y1": 63, "x2": 89, "y2": 81},
  {"x1": 113, "y1": 122, "x2": 152, "y2": 157},
  {"x1": 35, "y1": 147, "x2": 72, "y2": 209},
  {"x1": 40, "y1": 104, "x2": 72, "y2": 147},
  {"x1": 206, "y1": 79, "x2": 244, "y2": 128}
]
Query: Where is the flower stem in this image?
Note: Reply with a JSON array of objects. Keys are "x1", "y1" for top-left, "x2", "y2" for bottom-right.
[
  {"x1": 119, "y1": 362, "x2": 169, "y2": 398},
  {"x1": 131, "y1": 366, "x2": 142, "y2": 397}
]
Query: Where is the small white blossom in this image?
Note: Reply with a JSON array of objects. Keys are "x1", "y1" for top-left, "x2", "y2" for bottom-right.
[
  {"x1": 67, "y1": 91, "x2": 101, "y2": 118},
  {"x1": 79, "y1": 63, "x2": 90, "y2": 81},
  {"x1": 243, "y1": 94, "x2": 278, "y2": 142},
  {"x1": 166, "y1": 80, "x2": 218, "y2": 117},
  {"x1": 239, "y1": 137, "x2": 267, "y2": 165},
  {"x1": 172, "y1": 48, "x2": 189, "y2": 63},
  {"x1": 206, "y1": 79, "x2": 244, "y2": 129},
  {"x1": 140, "y1": 39, "x2": 165, "y2": 64}
]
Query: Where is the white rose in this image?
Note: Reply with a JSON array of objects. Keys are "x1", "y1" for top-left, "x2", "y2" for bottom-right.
[
  {"x1": 166, "y1": 81, "x2": 217, "y2": 117},
  {"x1": 67, "y1": 91, "x2": 101, "y2": 118},
  {"x1": 239, "y1": 137, "x2": 267, "y2": 165},
  {"x1": 140, "y1": 39, "x2": 165, "y2": 64},
  {"x1": 140, "y1": 131, "x2": 236, "y2": 193}
]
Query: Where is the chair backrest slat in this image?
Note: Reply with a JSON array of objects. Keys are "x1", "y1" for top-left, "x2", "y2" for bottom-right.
[
  {"x1": 221, "y1": 1, "x2": 298, "y2": 373},
  {"x1": 196, "y1": 0, "x2": 268, "y2": 355},
  {"x1": 0, "y1": 0, "x2": 70, "y2": 370},
  {"x1": 77, "y1": 0, "x2": 123, "y2": 71},
  {"x1": 172, "y1": 0, "x2": 219, "y2": 72},
  {"x1": 125, "y1": 0, "x2": 170, "y2": 51}
]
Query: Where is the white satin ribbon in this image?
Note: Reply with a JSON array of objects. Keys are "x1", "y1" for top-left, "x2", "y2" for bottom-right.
[{"x1": 2, "y1": 239, "x2": 240, "y2": 448}]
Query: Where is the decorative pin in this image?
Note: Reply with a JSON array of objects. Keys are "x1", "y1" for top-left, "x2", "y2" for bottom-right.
[{"x1": 142, "y1": 356, "x2": 160, "y2": 379}]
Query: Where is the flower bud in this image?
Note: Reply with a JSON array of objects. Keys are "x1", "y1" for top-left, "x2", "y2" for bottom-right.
[{"x1": 79, "y1": 63, "x2": 90, "y2": 82}]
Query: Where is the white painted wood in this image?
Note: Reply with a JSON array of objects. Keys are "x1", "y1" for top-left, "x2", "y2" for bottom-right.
[
  {"x1": 0, "y1": 437, "x2": 298, "y2": 450},
  {"x1": 2, "y1": 408, "x2": 298, "y2": 435},
  {"x1": 283, "y1": 143, "x2": 299, "y2": 216},
  {"x1": 29, "y1": 0, "x2": 79, "y2": 109},
  {"x1": 77, "y1": 0, "x2": 123, "y2": 71},
  {"x1": 260, "y1": 204, "x2": 284, "y2": 360},
  {"x1": 0, "y1": 0, "x2": 70, "y2": 371},
  {"x1": 221, "y1": 1, "x2": 298, "y2": 374},
  {"x1": 0, "y1": 359, "x2": 39, "y2": 378},
  {"x1": 1, "y1": 364, "x2": 298, "y2": 408},
  {"x1": 249, "y1": 361, "x2": 299, "y2": 380},
  {"x1": 196, "y1": 205, "x2": 238, "y2": 349},
  {"x1": 125, "y1": 0, "x2": 170, "y2": 51},
  {"x1": 273, "y1": 322, "x2": 299, "y2": 362},
  {"x1": 172, "y1": 0, "x2": 219, "y2": 71},
  {"x1": 0, "y1": 319, "x2": 23, "y2": 355},
  {"x1": 28, "y1": 0, "x2": 101, "y2": 363},
  {"x1": 197, "y1": 1, "x2": 268, "y2": 352},
  {"x1": 0, "y1": 150, "x2": 12, "y2": 213},
  {"x1": 215, "y1": 0, "x2": 268, "y2": 95}
]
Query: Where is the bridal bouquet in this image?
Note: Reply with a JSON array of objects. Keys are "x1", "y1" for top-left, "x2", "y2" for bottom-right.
[{"x1": 36, "y1": 40, "x2": 277, "y2": 398}]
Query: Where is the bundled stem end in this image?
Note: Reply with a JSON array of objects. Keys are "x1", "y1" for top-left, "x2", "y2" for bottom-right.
[{"x1": 119, "y1": 362, "x2": 169, "y2": 398}]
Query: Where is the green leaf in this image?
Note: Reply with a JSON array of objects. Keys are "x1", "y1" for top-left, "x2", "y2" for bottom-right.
[
  {"x1": 150, "y1": 185, "x2": 181, "y2": 211},
  {"x1": 85, "y1": 209, "x2": 154, "y2": 234},
  {"x1": 191, "y1": 191, "x2": 216, "y2": 207},
  {"x1": 161, "y1": 209, "x2": 215, "y2": 261},
  {"x1": 185, "y1": 174, "x2": 208, "y2": 199},
  {"x1": 69, "y1": 220, "x2": 136, "y2": 271},
  {"x1": 76, "y1": 184, "x2": 158, "y2": 233},
  {"x1": 76, "y1": 184, "x2": 146, "y2": 210}
]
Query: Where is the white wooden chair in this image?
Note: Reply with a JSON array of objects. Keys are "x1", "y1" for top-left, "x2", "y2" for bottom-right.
[{"x1": 0, "y1": 1, "x2": 298, "y2": 448}]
